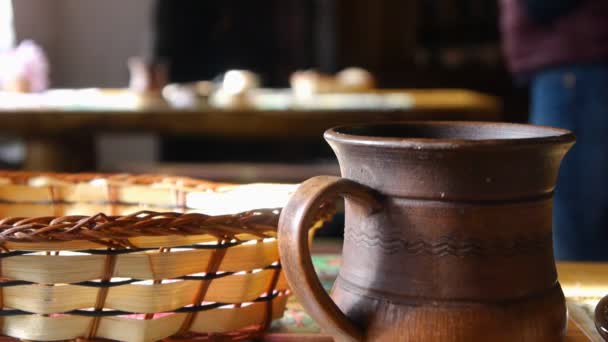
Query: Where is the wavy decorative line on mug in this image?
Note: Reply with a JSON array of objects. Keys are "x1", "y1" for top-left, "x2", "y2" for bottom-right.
[{"x1": 344, "y1": 228, "x2": 552, "y2": 257}]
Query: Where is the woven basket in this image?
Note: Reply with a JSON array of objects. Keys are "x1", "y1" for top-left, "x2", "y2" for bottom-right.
[{"x1": 0, "y1": 172, "x2": 328, "y2": 342}]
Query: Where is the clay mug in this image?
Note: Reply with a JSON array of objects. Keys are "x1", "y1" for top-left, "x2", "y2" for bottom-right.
[
  {"x1": 278, "y1": 122, "x2": 575, "y2": 341},
  {"x1": 595, "y1": 295, "x2": 608, "y2": 340}
]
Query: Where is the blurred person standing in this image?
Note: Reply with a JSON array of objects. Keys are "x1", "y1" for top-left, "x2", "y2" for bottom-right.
[{"x1": 500, "y1": 0, "x2": 608, "y2": 260}]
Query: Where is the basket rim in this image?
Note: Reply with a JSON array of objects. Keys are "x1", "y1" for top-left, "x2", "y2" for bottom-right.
[
  {"x1": 0, "y1": 208, "x2": 282, "y2": 247},
  {"x1": 0, "y1": 171, "x2": 231, "y2": 189},
  {"x1": 0, "y1": 171, "x2": 310, "y2": 246}
]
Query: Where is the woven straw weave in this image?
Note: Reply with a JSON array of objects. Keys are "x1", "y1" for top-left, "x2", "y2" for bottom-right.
[{"x1": 0, "y1": 172, "x2": 325, "y2": 342}]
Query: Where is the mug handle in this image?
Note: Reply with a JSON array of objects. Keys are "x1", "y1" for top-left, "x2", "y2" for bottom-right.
[
  {"x1": 595, "y1": 295, "x2": 608, "y2": 340},
  {"x1": 278, "y1": 176, "x2": 384, "y2": 342}
]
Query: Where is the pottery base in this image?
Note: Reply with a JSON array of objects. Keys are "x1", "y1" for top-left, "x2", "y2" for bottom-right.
[{"x1": 332, "y1": 279, "x2": 567, "y2": 342}]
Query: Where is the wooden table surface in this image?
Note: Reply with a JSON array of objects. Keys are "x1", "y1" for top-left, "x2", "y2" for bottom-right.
[
  {"x1": 568, "y1": 319, "x2": 595, "y2": 342},
  {"x1": 0, "y1": 261, "x2": 600, "y2": 341},
  {"x1": 264, "y1": 323, "x2": 589, "y2": 341},
  {"x1": 265, "y1": 242, "x2": 607, "y2": 342},
  {"x1": 0, "y1": 322, "x2": 591, "y2": 342},
  {"x1": 0, "y1": 89, "x2": 500, "y2": 171},
  {"x1": 0, "y1": 89, "x2": 500, "y2": 138},
  {"x1": 260, "y1": 261, "x2": 608, "y2": 341}
]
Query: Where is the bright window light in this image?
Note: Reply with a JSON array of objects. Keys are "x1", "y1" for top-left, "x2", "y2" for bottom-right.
[{"x1": 0, "y1": 0, "x2": 14, "y2": 51}]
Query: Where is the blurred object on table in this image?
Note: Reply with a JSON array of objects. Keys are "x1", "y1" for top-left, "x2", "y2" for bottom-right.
[
  {"x1": 290, "y1": 67, "x2": 376, "y2": 99},
  {"x1": 335, "y1": 67, "x2": 377, "y2": 91},
  {"x1": 162, "y1": 80, "x2": 215, "y2": 109},
  {"x1": 127, "y1": 57, "x2": 168, "y2": 94},
  {"x1": 209, "y1": 69, "x2": 261, "y2": 109},
  {"x1": 0, "y1": 40, "x2": 48, "y2": 93},
  {"x1": 290, "y1": 70, "x2": 338, "y2": 97},
  {"x1": 127, "y1": 57, "x2": 169, "y2": 109},
  {"x1": 163, "y1": 70, "x2": 261, "y2": 109},
  {"x1": 159, "y1": 67, "x2": 429, "y2": 111}
]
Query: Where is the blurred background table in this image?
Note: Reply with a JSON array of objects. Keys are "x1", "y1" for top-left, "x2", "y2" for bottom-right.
[{"x1": 0, "y1": 88, "x2": 500, "y2": 173}]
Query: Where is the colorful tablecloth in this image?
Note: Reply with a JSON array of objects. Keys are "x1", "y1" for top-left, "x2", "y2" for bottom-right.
[
  {"x1": 271, "y1": 255, "x2": 605, "y2": 341},
  {"x1": 270, "y1": 255, "x2": 340, "y2": 334}
]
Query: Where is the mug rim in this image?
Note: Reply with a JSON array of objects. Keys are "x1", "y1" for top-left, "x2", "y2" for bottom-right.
[{"x1": 324, "y1": 121, "x2": 576, "y2": 150}]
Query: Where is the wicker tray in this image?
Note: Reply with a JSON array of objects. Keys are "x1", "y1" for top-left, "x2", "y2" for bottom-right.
[{"x1": 0, "y1": 172, "x2": 326, "y2": 342}]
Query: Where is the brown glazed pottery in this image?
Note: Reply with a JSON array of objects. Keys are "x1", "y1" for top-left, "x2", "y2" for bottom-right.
[
  {"x1": 278, "y1": 121, "x2": 575, "y2": 341},
  {"x1": 595, "y1": 295, "x2": 608, "y2": 340}
]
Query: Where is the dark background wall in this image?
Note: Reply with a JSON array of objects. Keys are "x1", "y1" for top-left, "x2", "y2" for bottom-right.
[{"x1": 327, "y1": 0, "x2": 527, "y2": 122}]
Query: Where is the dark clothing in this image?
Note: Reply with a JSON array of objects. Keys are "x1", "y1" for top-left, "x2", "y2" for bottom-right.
[
  {"x1": 501, "y1": 0, "x2": 608, "y2": 260},
  {"x1": 530, "y1": 64, "x2": 608, "y2": 260},
  {"x1": 500, "y1": 0, "x2": 608, "y2": 75},
  {"x1": 521, "y1": 0, "x2": 583, "y2": 24}
]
